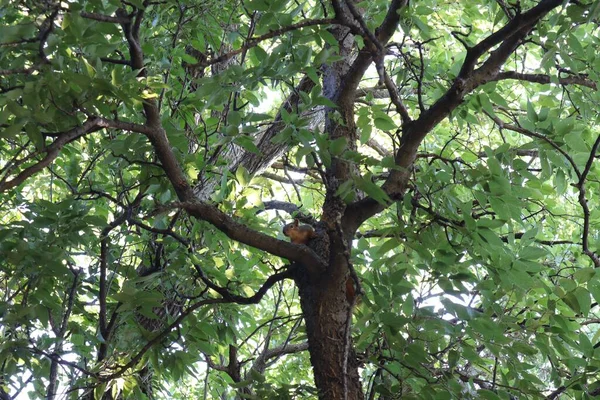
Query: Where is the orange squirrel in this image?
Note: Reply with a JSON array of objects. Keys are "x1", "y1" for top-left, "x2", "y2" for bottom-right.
[
  {"x1": 283, "y1": 219, "x2": 356, "y2": 303},
  {"x1": 282, "y1": 219, "x2": 317, "y2": 244},
  {"x1": 345, "y1": 277, "x2": 356, "y2": 303}
]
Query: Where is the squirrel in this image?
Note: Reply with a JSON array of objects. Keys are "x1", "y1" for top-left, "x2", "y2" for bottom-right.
[
  {"x1": 346, "y1": 277, "x2": 356, "y2": 303},
  {"x1": 282, "y1": 219, "x2": 317, "y2": 244},
  {"x1": 283, "y1": 219, "x2": 357, "y2": 303}
]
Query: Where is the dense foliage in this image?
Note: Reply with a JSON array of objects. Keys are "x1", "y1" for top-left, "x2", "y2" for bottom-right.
[{"x1": 2, "y1": 0, "x2": 600, "y2": 399}]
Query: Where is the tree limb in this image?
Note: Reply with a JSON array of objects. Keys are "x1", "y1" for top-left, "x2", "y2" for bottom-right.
[
  {"x1": 80, "y1": 11, "x2": 130, "y2": 24},
  {"x1": 344, "y1": 0, "x2": 569, "y2": 234},
  {"x1": 194, "y1": 264, "x2": 296, "y2": 305},
  {"x1": 179, "y1": 201, "x2": 326, "y2": 270},
  {"x1": 494, "y1": 71, "x2": 597, "y2": 89},
  {"x1": 336, "y1": 0, "x2": 408, "y2": 105},
  {"x1": 0, "y1": 117, "x2": 157, "y2": 193},
  {"x1": 189, "y1": 19, "x2": 336, "y2": 69}
]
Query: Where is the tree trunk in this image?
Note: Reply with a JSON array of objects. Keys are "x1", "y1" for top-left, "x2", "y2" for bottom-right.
[
  {"x1": 293, "y1": 225, "x2": 363, "y2": 399},
  {"x1": 290, "y1": 5, "x2": 366, "y2": 396},
  {"x1": 295, "y1": 271, "x2": 363, "y2": 398}
]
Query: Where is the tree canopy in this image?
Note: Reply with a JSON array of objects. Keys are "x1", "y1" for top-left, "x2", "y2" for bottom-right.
[{"x1": 2, "y1": 0, "x2": 600, "y2": 399}]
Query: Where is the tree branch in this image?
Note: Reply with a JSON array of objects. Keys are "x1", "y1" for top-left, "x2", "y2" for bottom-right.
[
  {"x1": 251, "y1": 342, "x2": 309, "y2": 374},
  {"x1": 458, "y1": 0, "x2": 564, "y2": 79},
  {"x1": 189, "y1": 19, "x2": 336, "y2": 69},
  {"x1": 343, "y1": 0, "x2": 568, "y2": 234},
  {"x1": 0, "y1": 117, "x2": 157, "y2": 193},
  {"x1": 0, "y1": 118, "x2": 103, "y2": 192},
  {"x1": 494, "y1": 71, "x2": 596, "y2": 89},
  {"x1": 260, "y1": 200, "x2": 318, "y2": 225},
  {"x1": 102, "y1": 298, "x2": 227, "y2": 381},
  {"x1": 80, "y1": 11, "x2": 131, "y2": 24},
  {"x1": 576, "y1": 135, "x2": 600, "y2": 268},
  {"x1": 103, "y1": 267, "x2": 298, "y2": 381},
  {"x1": 382, "y1": 69, "x2": 411, "y2": 124},
  {"x1": 484, "y1": 111, "x2": 581, "y2": 180},
  {"x1": 178, "y1": 202, "x2": 326, "y2": 270},
  {"x1": 194, "y1": 264, "x2": 296, "y2": 305},
  {"x1": 336, "y1": 0, "x2": 408, "y2": 105}
]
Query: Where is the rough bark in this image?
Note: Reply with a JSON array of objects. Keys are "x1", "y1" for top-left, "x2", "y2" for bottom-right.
[
  {"x1": 295, "y1": 262, "x2": 362, "y2": 399},
  {"x1": 295, "y1": 2, "x2": 408, "y2": 398},
  {"x1": 193, "y1": 75, "x2": 321, "y2": 201},
  {"x1": 291, "y1": 222, "x2": 363, "y2": 399}
]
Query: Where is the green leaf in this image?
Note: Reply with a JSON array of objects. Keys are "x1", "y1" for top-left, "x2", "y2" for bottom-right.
[
  {"x1": 526, "y1": 100, "x2": 537, "y2": 123},
  {"x1": 373, "y1": 115, "x2": 397, "y2": 131},
  {"x1": 82, "y1": 58, "x2": 96, "y2": 78},
  {"x1": 476, "y1": 228, "x2": 504, "y2": 248},
  {"x1": 518, "y1": 246, "x2": 548, "y2": 260},
  {"x1": 234, "y1": 136, "x2": 261, "y2": 155},
  {"x1": 354, "y1": 175, "x2": 390, "y2": 205},
  {"x1": 573, "y1": 287, "x2": 591, "y2": 317},
  {"x1": 329, "y1": 137, "x2": 347, "y2": 156},
  {"x1": 380, "y1": 312, "x2": 408, "y2": 329},
  {"x1": 235, "y1": 166, "x2": 250, "y2": 186},
  {"x1": 477, "y1": 389, "x2": 502, "y2": 400}
]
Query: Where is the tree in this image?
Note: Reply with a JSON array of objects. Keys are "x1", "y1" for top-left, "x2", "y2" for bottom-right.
[{"x1": 1, "y1": 0, "x2": 600, "y2": 398}]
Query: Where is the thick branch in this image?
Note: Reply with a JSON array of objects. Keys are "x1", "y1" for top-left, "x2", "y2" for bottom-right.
[
  {"x1": 0, "y1": 118, "x2": 102, "y2": 192},
  {"x1": 251, "y1": 342, "x2": 309, "y2": 374},
  {"x1": 366, "y1": 138, "x2": 392, "y2": 157},
  {"x1": 0, "y1": 66, "x2": 39, "y2": 75},
  {"x1": 382, "y1": 69, "x2": 411, "y2": 124},
  {"x1": 260, "y1": 200, "x2": 317, "y2": 225},
  {"x1": 102, "y1": 298, "x2": 226, "y2": 381},
  {"x1": 142, "y1": 125, "x2": 195, "y2": 200},
  {"x1": 261, "y1": 200, "x2": 301, "y2": 215},
  {"x1": 341, "y1": 0, "x2": 384, "y2": 52},
  {"x1": 0, "y1": 117, "x2": 156, "y2": 193},
  {"x1": 103, "y1": 267, "x2": 301, "y2": 381},
  {"x1": 179, "y1": 202, "x2": 326, "y2": 269},
  {"x1": 458, "y1": 0, "x2": 564, "y2": 78},
  {"x1": 343, "y1": 0, "x2": 567, "y2": 233},
  {"x1": 336, "y1": 0, "x2": 408, "y2": 105},
  {"x1": 226, "y1": 75, "x2": 317, "y2": 179}
]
